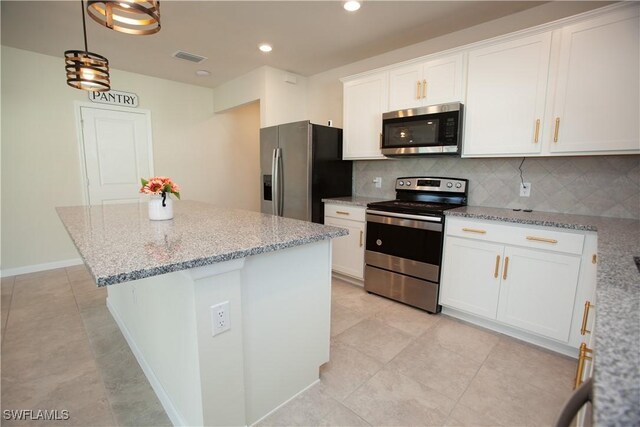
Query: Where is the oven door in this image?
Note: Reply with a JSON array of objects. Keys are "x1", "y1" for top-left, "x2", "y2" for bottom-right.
[{"x1": 365, "y1": 210, "x2": 443, "y2": 282}]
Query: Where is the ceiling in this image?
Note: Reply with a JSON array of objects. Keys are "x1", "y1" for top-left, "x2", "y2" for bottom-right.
[{"x1": 1, "y1": 1, "x2": 549, "y2": 88}]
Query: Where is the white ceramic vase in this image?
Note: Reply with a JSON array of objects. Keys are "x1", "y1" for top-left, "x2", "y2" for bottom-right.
[{"x1": 148, "y1": 194, "x2": 174, "y2": 220}]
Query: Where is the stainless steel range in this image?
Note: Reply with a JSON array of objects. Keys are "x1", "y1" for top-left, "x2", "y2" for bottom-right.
[{"x1": 365, "y1": 177, "x2": 468, "y2": 313}]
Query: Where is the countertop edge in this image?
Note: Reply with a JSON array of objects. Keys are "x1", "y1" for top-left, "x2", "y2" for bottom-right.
[
  {"x1": 444, "y1": 209, "x2": 598, "y2": 232},
  {"x1": 94, "y1": 228, "x2": 348, "y2": 286}
]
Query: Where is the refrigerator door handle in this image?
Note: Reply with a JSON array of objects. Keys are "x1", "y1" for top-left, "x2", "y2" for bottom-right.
[
  {"x1": 276, "y1": 148, "x2": 284, "y2": 216},
  {"x1": 271, "y1": 148, "x2": 278, "y2": 215},
  {"x1": 272, "y1": 148, "x2": 283, "y2": 216}
]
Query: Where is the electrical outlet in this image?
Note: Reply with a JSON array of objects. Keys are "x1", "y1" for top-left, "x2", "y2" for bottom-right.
[
  {"x1": 520, "y1": 182, "x2": 531, "y2": 197},
  {"x1": 373, "y1": 177, "x2": 382, "y2": 188},
  {"x1": 211, "y1": 301, "x2": 230, "y2": 336}
]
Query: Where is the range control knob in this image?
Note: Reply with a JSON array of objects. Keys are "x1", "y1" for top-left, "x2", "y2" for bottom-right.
[
  {"x1": 455, "y1": 182, "x2": 462, "y2": 188},
  {"x1": 405, "y1": 181, "x2": 412, "y2": 186},
  {"x1": 398, "y1": 181, "x2": 404, "y2": 186},
  {"x1": 447, "y1": 182, "x2": 453, "y2": 188}
]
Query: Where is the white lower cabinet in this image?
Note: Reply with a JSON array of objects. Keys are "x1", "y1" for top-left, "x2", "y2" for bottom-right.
[
  {"x1": 324, "y1": 204, "x2": 366, "y2": 281},
  {"x1": 496, "y1": 246, "x2": 581, "y2": 342},
  {"x1": 440, "y1": 216, "x2": 597, "y2": 353}
]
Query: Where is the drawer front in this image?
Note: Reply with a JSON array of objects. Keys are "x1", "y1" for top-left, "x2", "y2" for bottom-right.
[
  {"x1": 325, "y1": 204, "x2": 366, "y2": 222},
  {"x1": 446, "y1": 217, "x2": 585, "y2": 255}
]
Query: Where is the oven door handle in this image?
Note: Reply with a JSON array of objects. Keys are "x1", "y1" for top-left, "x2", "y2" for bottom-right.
[
  {"x1": 366, "y1": 210, "x2": 443, "y2": 223},
  {"x1": 366, "y1": 210, "x2": 443, "y2": 232}
]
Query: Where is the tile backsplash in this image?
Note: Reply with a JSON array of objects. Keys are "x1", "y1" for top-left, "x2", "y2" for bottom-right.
[{"x1": 354, "y1": 155, "x2": 640, "y2": 219}]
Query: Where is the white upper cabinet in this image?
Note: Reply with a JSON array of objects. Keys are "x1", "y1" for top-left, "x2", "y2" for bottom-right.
[
  {"x1": 342, "y1": 4, "x2": 639, "y2": 160},
  {"x1": 388, "y1": 53, "x2": 465, "y2": 111},
  {"x1": 342, "y1": 71, "x2": 388, "y2": 160},
  {"x1": 548, "y1": 7, "x2": 640, "y2": 154},
  {"x1": 463, "y1": 33, "x2": 552, "y2": 157}
]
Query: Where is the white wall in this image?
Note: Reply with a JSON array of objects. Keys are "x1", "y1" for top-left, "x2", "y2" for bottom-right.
[
  {"x1": 1, "y1": 47, "x2": 260, "y2": 273},
  {"x1": 213, "y1": 66, "x2": 308, "y2": 128},
  {"x1": 307, "y1": 1, "x2": 611, "y2": 127}
]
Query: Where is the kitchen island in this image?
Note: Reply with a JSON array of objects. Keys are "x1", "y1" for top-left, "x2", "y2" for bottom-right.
[{"x1": 56, "y1": 201, "x2": 347, "y2": 427}]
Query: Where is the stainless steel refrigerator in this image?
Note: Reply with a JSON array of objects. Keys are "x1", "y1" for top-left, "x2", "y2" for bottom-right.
[{"x1": 260, "y1": 121, "x2": 352, "y2": 224}]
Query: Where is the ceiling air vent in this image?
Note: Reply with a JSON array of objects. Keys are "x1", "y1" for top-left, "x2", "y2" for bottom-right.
[{"x1": 172, "y1": 50, "x2": 208, "y2": 64}]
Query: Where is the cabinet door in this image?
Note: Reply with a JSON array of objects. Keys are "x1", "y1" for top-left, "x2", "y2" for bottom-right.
[
  {"x1": 388, "y1": 63, "x2": 423, "y2": 111},
  {"x1": 422, "y1": 54, "x2": 465, "y2": 106},
  {"x1": 440, "y1": 236, "x2": 504, "y2": 319},
  {"x1": 325, "y1": 216, "x2": 365, "y2": 280},
  {"x1": 464, "y1": 33, "x2": 552, "y2": 156},
  {"x1": 497, "y1": 246, "x2": 581, "y2": 342},
  {"x1": 343, "y1": 72, "x2": 388, "y2": 160},
  {"x1": 549, "y1": 7, "x2": 640, "y2": 154}
]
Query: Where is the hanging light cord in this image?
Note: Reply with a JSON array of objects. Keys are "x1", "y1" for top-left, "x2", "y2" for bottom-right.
[
  {"x1": 518, "y1": 157, "x2": 527, "y2": 189},
  {"x1": 81, "y1": 0, "x2": 89, "y2": 53}
]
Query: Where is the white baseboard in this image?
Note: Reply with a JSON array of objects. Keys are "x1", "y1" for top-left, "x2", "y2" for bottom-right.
[
  {"x1": 441, "y1": 306, "x2": 578, "y2": 358},
  {"x1": 107, "y1": 298, "x2": 186, "y2": 427},
  {"x1": 249, "y1": 378, "x2": 320, "y2": 427},
  {"x1": 1, "y1": 258, "x2": 83, "y2": 278},
  {"x1": 331, "y1": 271, "x2": 364, "y2": 287}
]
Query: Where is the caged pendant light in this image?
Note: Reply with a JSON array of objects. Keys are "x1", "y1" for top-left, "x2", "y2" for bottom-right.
[
  {"x1": 64, "y1": 0, "x2": 111, "y2": 92},
  {"x1": 86, "y1": 0, "x2": 161, "y2": 35}
]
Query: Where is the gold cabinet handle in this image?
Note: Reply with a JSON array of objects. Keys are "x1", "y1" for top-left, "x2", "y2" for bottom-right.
[
  {"x1": 574, "y1": 342, "x2": 593, "y2": 389},
  {"x1": 502, "y1": 256, "x2": 509, "y2": 280},
  {"x1": 580, "y1": 300, "x2": 595, "y2": 335},
  {"x1": 336, "y1": 211, "x2": 350, "y2": 216},
  {"x1": 494, "y1": 255, "x2": 501, "y2": 279},
  {"x1": 554, "y1": 117, "x2": 560, "y2": 143},
  {"x1": 462, "y1": 227, "x2": 487, "y2": 234},
  {"x1": 422, "y1": 79, "x2": 427, "y2": 99},
  {"x1": 534, "y1": 119, "x2": 540, "y2": 143},
  {"x1": 526, "y1": 236, "x2": 558, "y2": 244},
  {"x1": 416, "y1": 80, "x2": 421, "y2": 99},
  {"x1": 359, "y1": 230, "x2": 363, "y2": 247}
]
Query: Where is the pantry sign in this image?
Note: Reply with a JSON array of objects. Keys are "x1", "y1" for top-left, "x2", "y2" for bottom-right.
[{"x1": 88, "y1": 90, "x2": 139, "y2": 108}]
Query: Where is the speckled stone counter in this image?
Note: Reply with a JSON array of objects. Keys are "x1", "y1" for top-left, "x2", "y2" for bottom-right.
[
  {"x1": 446, "y1": 206, "x2": 640, "y2": 426},
  {"x1": 57, "y1": 200, "x2": 347, "y2": 286},
  {"x1": 322, "y1": 196, "x2": 388, "y2": 207}
]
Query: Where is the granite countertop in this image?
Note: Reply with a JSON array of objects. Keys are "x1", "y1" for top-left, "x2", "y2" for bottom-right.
[
  {"x1": 446, "y1": 206, "x2": 640, "y2": 425},
  {"x1": 57, "y1": 201, "x2": 347, "y2": 286},
  {"x1": 322, "y1": 196, "x2": 388, "y2": 207}
]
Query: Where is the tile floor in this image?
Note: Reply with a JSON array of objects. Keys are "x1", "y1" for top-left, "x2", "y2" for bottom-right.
[{"x1": 1, "y1": 268, "x2": 577, "y2": 426}]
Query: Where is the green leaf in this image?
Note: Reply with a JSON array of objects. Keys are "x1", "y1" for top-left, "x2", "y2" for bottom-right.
[
  {"x1": 174, "y1": 191, "x2": 181, "y2": 200},
  {"x1": 140, "y1": 178, "x2": 149, "y2": 186}
]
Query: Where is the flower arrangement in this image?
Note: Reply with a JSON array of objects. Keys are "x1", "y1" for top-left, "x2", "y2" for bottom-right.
[{"x1": 140, "y1": 176, "x2": 181, "y2": 206}]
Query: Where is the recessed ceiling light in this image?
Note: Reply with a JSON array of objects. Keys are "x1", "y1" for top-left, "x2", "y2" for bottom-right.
[
  {"x1": 343, "y1": 1, "x2": 361, "y2": 12},
  {"x1": 258, "y1": 43, "x2": 273, "y2": 53},
  {"x1": 195, "y1": 70, "x2": 210, "y2": 77}
]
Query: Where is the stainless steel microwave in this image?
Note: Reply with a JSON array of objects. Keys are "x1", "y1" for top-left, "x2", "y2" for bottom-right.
[{"x1": 381, "y1": 102, "x2": 463, "y2": 157}]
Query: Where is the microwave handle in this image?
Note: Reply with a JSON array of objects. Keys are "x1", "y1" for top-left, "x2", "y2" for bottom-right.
[{"x1": 379, "y1": 132, "x2": 383, "y2": 149}]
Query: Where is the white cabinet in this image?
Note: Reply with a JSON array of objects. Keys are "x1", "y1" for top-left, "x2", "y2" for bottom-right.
[
  {"x1": 440, "y1": 216, "x2": 596, "y2": 351},
  {"x1": 388, "y1": 53, "x2": 465, "y2": 111},
  {"x1": 496, "y1": 246, "x2": 581, "y2": 341},
  {"x1": 463, "y1": 32, "x2": 552, "y2": 156},
  {"x1": 324, "y1": 204, "x2": 366, "y2": 280},
  {"x1": 440, "y1": 237, "x2": 503, "y2": 319},
  {"x1": 464, "y1": 5, "x2": 639, "y2": 157},
  {"x1": 342, "y1": 72, "x2": 388, "y2": 160},
  {"x1": 549, "y1": 8, "x2": 640, "y2": 154}
]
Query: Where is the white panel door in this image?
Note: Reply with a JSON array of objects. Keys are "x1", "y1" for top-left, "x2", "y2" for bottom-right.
[
  {"x1": 422, "y1": 54, "x2": 465, "y2": 106},
  {"x1": 342, "y1": 72, "x2": 388, "y2": 160},
  {"x1": 388, "y1": 63, "x2": 423, "y2": 111},
  {"x1": 497, "y1": 246, "x2": 581, "y2": 342},
  {"x1": 464, "y1": 32, "x2": 552, "y2": 156},
  {"x1": 439, "y1": 236, "x2": 504, "y2": 319},
  {"x1": 80, "y1": 106, "x2": 153, "y2": 205},
  {"x1": 549, "y1": 7, "x2": 640, "y2": 153},
  {"x1": 325, "y1": 216, "x2": 365, "y2": 280}
]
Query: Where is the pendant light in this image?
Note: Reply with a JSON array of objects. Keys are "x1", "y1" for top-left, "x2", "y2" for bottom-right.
[
  {"x1": 64, "y1": 0, "x2": 111, "y2": 92},
  {"x1": 86, "y1": 1, "x2": 161, "y2": 35}
]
